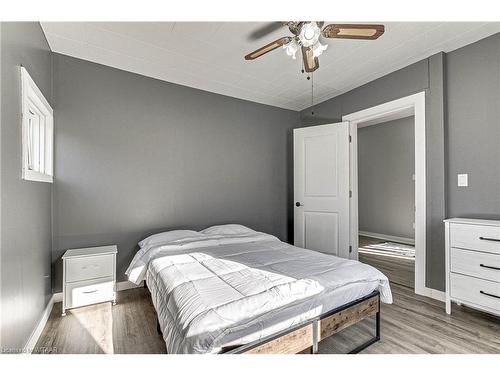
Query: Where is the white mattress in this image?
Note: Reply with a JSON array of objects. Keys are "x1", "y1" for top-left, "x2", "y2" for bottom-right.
[{"x1": 126, "y1": 232, "x2": 392, "y2": 354}]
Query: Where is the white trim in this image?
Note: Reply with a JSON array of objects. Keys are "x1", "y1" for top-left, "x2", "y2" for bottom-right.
[
  {"x1": 20, "y1": 67, "x2": 54, "y2": 183},
  {"x1": 53, "y1": 292, "x2": 62, "y2": 303},
  {"x1": 343, "y1": 91, "x2": 428, "y2": 299},
  {"x1": 23, "y1": 294, "x2": 57, "y2": 353},
  {"x1": 22, "y1": 169, "x2": 53, "y2": 183},
  {"x1": 359, "y1": 231, "x2": 415, "y2": 246},
  {"x1": 357, "y1": 107, "x2": 414, "y2": 128},
  {"x1": 419, "y1": 287, "x2": 446, "y2": 302},
  {"x1": 349, "y1": 120, "x2": 359, "y2": 261}
]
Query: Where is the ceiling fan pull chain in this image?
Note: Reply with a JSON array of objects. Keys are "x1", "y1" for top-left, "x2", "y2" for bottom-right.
[{"x1": 311, "y1": 72, "x2": 314, "y2": 115}]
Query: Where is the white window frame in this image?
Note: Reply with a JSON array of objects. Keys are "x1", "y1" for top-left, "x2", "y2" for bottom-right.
[{"x1": 21, "y1": 67, "x2": 53, "y2": 183}]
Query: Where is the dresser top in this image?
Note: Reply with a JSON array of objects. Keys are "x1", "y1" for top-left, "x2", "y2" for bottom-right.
[
  {"x1": 63, "y1": 245, "x2": 117, "y2": 259},
  {"x1": 444, "y1": 217, "x2": 500, "y2": 226}
]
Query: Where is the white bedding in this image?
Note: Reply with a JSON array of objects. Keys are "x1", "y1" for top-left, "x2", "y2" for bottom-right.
[{"x1": 126, "y1": 231, "x2": 392, "y2": 354}]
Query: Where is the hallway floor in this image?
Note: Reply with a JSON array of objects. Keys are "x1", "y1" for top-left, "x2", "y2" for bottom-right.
[{"x1": 359, "y1": 235, "x2": 415, "y2": 289}]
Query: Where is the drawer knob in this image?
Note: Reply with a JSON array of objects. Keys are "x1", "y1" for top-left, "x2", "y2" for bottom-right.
[
  {"x1": 480, "y1": 290, "x2": 500, "y2": 299},
  {"x1": 479, "y1": 236, "x2": 500, "y2": 242},
  {"x1": 82, "y1": 289, "x2": 98, "y2": 294},
  {"x1": 479, "y1": 263, "x2": 500, "y2": 271}
]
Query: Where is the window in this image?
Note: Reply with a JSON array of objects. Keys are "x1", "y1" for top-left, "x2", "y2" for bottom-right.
[{"x1": 21, "y1": 67, "x2": 53, "y2": 183}]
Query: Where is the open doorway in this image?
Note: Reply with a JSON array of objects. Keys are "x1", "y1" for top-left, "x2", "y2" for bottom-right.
[
  {"x1": 343, "y1": 92, "x2": 427, "y2": 297},
  {"x1": 357, "y1": 115, "x2": 415, "y2": 289}
]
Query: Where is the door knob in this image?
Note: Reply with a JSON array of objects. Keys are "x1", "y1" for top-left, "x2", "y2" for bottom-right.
[{"x1": 295, "y1": 202, "x2": 304, "y2": 207}]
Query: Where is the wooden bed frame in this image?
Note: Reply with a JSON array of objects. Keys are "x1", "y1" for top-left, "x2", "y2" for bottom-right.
[
  {"x1": 152, "y1": 283, "x2": 381, "y2": 354},
  {"x1": 223, "y1": 291, "x2": 380, "y2": 354}
]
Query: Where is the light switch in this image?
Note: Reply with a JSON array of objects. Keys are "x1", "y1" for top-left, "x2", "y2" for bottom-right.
[{"x1": 457, "y1": 174, "x2": 468, "y2": 187}]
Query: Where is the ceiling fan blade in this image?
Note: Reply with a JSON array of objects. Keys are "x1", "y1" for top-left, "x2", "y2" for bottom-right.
[
  {"x1": 322, "y1": 24, "x2": 385, "y2": 40},
  {"x1": 302, "y1": 46, "x2": 319, "y2": 73},
  {"x1": 248, "y1": 22, "x2": 288, "y2": 41},
  {"x1": 244, "y1": 37, "x2": 292, "y2": 60}
]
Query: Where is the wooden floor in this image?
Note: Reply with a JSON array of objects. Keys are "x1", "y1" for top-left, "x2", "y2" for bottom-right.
[
  {"x1": 36, "y1": 287, "x2": 165, "y2": 354},
  {"x1": 359, "y1": 236, "x2": 415, "y2": 289},
  {"x1": 36, "y1": 283, "x2": 500, "y2": 354}
]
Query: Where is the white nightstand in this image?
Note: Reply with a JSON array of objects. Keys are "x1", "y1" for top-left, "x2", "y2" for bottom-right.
[{"x1": 62, "y1": 245, "x2": 117, "y2": 316}]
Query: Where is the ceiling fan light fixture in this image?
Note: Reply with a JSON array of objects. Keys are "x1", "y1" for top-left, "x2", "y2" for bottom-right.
[
  {"x1": 283, "y1": 38, "x2": 300, "y2": 59},
  {"x1": 312, "y1": 40, "x2": 328, "y2": 58},
  {"x1": 299, "y1": 22, "x2": 321, "y2": 47},
  {"x1": 304, "y1": 27, "x2": 315, "y2": 40}
]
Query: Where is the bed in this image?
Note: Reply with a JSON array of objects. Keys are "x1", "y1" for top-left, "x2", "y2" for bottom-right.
[{"x1": 126, "y1": 225, "x2": 392, "y2": 354}]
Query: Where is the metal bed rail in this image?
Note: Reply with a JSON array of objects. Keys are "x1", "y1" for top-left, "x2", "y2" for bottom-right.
[{"x1": 222, "y1": 290, "x2": 381, "y2": 354}]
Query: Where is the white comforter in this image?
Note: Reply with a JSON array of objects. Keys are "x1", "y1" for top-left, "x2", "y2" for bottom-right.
[{"x1": 126, "y1": 232, "x2": 392, "y2": 354}]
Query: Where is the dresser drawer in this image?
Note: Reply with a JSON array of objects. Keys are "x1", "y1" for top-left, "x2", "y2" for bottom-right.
[
  {"x1": 450, "y1": 273, "x2": 500, "y2": 312},
  {"x1": 65, "y1": 254, "x2": 114, "y2": 282},
  {"x1": 451, "y1": 248, "x2": 500, "y2": 282},
  {"x1": 65, "y1": 277, "x2": 115, "y2": 309},
  {"x1": 450, "y1": 223, "x2": 500, "y2": 254}
]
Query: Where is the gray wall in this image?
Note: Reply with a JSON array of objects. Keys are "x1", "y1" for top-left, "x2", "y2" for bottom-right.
[
  {"x1": 300, "y1": 54, "x2": 447, "y2": 291},
  {"x1": 446, "y1": 33, "x2": 500, "y2": 219},
  {"x1": 52, "y1": 54, "x2": 299, "y2": 292},
  {"x1": 358, "y1": 117, "x2": 415, "y2": 239},
  {"x1": 0, "y1": 23, "x2": 53, "y2": 350}
]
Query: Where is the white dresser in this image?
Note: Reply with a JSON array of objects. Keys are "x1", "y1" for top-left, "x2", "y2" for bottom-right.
[
  {"x1": 62, "y1": 245, "x2": 117, "y2": 316},
  {"x1": 444, "y1": 218, "x2": 500, "y2": 316}
]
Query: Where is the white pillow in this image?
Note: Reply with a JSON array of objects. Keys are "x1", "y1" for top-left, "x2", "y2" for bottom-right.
[
  {"x1": 200, "y1": 224, "x2": 255, "y2": 236},
  {"x1": 138, "y1": 230, "x2": 202, "y2": 248}
]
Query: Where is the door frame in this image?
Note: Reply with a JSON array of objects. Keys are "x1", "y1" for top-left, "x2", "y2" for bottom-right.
[{"x1": 342, "y1": 91, "x2": 427, "y2": 297}]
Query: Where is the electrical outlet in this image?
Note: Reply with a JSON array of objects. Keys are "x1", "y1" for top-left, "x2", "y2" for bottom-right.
[{"x1": 457, "y1": 174, "x2": 468, "y2": 187}]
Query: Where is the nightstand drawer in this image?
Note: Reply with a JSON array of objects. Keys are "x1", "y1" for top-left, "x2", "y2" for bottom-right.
[
  {"x1": 65, "y1": 277, "x2": 115, "y2": 309},
  {"x1": 450, "y1": 223, "x2": 500, "y2": 254},
  {"x1": 451, "y1": 248, "x2": 500, "y2": 282},
  {"x1": 65, "y1": 254, "x2": 114, "y2": 282}
]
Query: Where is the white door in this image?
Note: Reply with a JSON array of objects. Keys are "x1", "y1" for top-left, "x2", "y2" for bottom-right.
[{"x1": 294, "y1": 122, "x2": 350, "y2": 258}]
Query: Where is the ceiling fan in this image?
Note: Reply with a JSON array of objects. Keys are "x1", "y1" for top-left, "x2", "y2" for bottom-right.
[{"x1": 244, "y1": 22, "x2": 385, "y2": 73}]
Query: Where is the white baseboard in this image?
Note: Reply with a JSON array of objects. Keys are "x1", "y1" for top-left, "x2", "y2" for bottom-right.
[
  {"x1": 53, "y1": 292, "x2": 62, "y2": 303},
  {"x1": 23, "y1": 294, "x2": 57, "y2": 353},
  {"x1": 28, "y1": 280, "x2": 143, "y2": 352},
  {"x1": 359, "y1": 231, "x2": 415, "y2": 246},
  {"x1": 416, "y1": 286, "x2": 446, "y2": 302}
]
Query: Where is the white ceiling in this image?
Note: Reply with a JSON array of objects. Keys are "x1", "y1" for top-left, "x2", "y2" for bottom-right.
[{"x1": 41, "y1": 22, "x2": 500, "y2": 111}]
